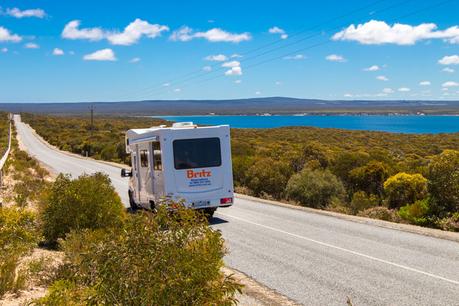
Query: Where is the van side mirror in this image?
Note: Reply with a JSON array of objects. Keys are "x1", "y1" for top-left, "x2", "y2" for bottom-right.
[{"x1": 121, "y1": 168, "x2": 132, "y2": 177}]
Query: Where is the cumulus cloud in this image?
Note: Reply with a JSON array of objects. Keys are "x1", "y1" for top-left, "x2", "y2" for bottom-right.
[
  {"x1": 221, "y1": 60, "x2": 240, "y2": 68},
  {"x1": 231, "y1": 53, "x2": 242, "y2": 58},
  {"x1": 24, "y1": 42, "x2": 39, "y2": 49},
  {"x1": 202, "y1": 65, "x2": 212, "y2": 72},
  {"x1": 398, "y1": 87, "x2": 411, "y2": 92},
  {"x1": 269, "y1": 26, "x2": 288, "y2": 39},
  {"x1": 107, "y1": 19, "x2": 169, "y2": 45},
  {"x1": 62, "y1": 19, "x2": 168, "y2": 45},
  {"x1": 376, "y1": 75, "x2": 388, "y2": 81},
  {"x1": 53, "y1": 48, "x2": 64, "y2": 56},
  {"x1": 419, "y1": 81, "x2": 431, "y2": 86},
  {"x1": 332, "y1": 20, "x2": 459, "y2": 45},
  {"x1": 442, "y1": 67, "x2": 455, "y2": 73},
  {"x1": 442, "y1": 81, "x2": 459, "y2": 87},
  {"x1": 62, "y1": 20, "x2": 105, "y2": 41},
  {"x1": 170, "y1": 26, "x2": 251, "y2": 43},
  {"x1": 174, "y1": 88, "x2": 181, "y2": 92},
  {"x1": 382, "y1": 88, "x2": 394, "y2": 94},
  {"x1": 83, "y1": 48, "x2": 116, "y2": 61},
  {"x1": 0, "y1": 26, "x2": 22, "y2": 42},
  {"x1": 364, "y1": 65, "x2": 380, "y2": 71},
  {"x1": 225, "y1": 66, "x2": 242, "y2": 76},
  {"x1": 205, "y1": 54, "x2": 227, "y2": 61},
  {"x1": 283, "y1": 54, "x2": 305, "y2": 60},
  {"x1": 326, "y1": 54, "x2": 346, "y2": 62},
  {"x1": 438, "y1": 55, "x2": 459, "y2": 65},
  {"x1": 5, "y1": 7, "x2": 46, "y2": 18},
  {"x1": 129, "y1": 57, "x2": 141, "y2": 63}
]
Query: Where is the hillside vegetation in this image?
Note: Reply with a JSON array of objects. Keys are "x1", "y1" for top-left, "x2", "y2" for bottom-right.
[
  {"x1": 0, "y1": 112, "x2": 9, "y2": 157},
  {"x1": 23, "y1": 113, "x2": 459, "y2": 231}
]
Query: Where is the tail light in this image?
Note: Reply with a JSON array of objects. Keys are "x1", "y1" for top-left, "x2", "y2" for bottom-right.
[{"x1": 220, "y1": 197, "x2": 233, "y2": 205}]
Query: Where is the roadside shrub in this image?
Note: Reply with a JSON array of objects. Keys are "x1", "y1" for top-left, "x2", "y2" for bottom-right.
[
  {"x1": 286, "y1": 168, "x2": 345, "y2": 208},
  {"x1": 398, "y1": 198, "x2": 431, "y2": 226},
  {"x1": 0, "y1": 207, "x2": 39, "y2": 297},
  {"x1": 40, "y1": 172, "x2": 125, "y2": 245},
  {"x1": 246, "y1": 158, "x2": 292, "y2": 199},
  {"x1": 436, "y1": 213, "x2": 459, "y2": 232},
  {"x1": 349, "y1": 191, "x2": 379, "y2": 214},
  {"x1": 357, "y1": 207, "x2": 401, "y2": 222},
  {"x1": 383, "y1": 172, "x2": 427, "y2": 209},
  {"x1": 349, "y1": 161, "x2": 389, "y2": 197},
  {"x1": 35, "y1": 207, "x2": 242, "y2": 305},
  {"x1": 428, "y1": 150, "x2": 459, "y2": 215}
]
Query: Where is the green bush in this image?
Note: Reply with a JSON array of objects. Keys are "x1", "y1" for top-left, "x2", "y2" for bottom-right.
[
  {"x1": 357, "y1": 206, "x2": 400, "y2": 222},
  {"x1": 40, "y1": 172, "x2": 125, "y2": 245},
  {"x1": 35, "y1": 207, "x2": 242, "y2": 305},
  {"x1": 349, "y1": 161, "x2": 389, "y2": 197},
  {"x1": 428, "y1": 150, "x2": 459, "y2": 215},
  {"x1": 0, "y1": 207, "x2": 39, "y2": 297},
  {"x1": 286, "y1": 168, "x2": 345, "y2": 208},
  {"x1": 245, "y1": 158, "x2": 292, "y2": 199},
  {"x1": 383, "y1": 172, "x2": 427, "y2": 209},
  {"x1": 398, "y1": 198, "x2": 431, "y2": 226},
  {"x1": 349, "y1": 191, "x2": 379, "y2": 214}
]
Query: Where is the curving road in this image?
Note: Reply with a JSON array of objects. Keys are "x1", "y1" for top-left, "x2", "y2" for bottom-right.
[{"x1": 15, "y1": 115, "x2": 459, "y2": 305}]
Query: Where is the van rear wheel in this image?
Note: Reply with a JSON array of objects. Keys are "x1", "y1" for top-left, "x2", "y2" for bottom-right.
[{"x1": 204, "y1": 208, "x2": 216, "y2": 218}]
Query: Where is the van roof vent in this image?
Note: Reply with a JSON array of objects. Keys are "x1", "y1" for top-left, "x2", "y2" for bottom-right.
[{"x1": 172, "y1": 122, "x2": 196, "y2": 128}]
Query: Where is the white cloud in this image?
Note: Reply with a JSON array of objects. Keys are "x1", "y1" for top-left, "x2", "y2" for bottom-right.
[
  {"x1": 376, "y1": 75, "x2": 388, "y2": 81},
  {"x1": 221, "y1": 60, "x2": 240, "y2": 68},
  {"x1": 326, "y1": 54, "x2": 346, "y2": 62},
  {"x1": 442, "y1": 81, "x2": 459, "y2": 87},
  {"x1": 225, "y1": 66, "x2": 242, "y2": 76},
  {"x1": 398, "y1": 87, "x2": 411, "y2": 92},
  {"x1": 63, "y1": 19, "x2": 167, "y2": 45},
  {"x1": 170, "y1": 26, "x2": 251, "y2": 43},
  {"x1": 255, "y1": 91, "x2": 261, "y2": 95},
  {"x1": 364, "y1": 65, "x2": 380, "y2": 71},
  {"x1": 283, "y1": 54, "x2": 305, "y2": 60},
  {"x1": 83, "y1": 48, "x2": 116, "y2": 61},
  {"x1": 382, "y1": 88, "x2": 394, "y2": 94},
  {"x1": 0, "y1": 26, "x2": 22, "y2": 42},
  {"x1": 269, "y1": 26, "x2": 288, "y2": 39},
  {"x1": 205, "y1": 54, "x2": 227, "y2": 61},
  {"x1": 107, "y1": 19, "x2": 169, "y2": 45},
  {"x1": 53, "y1": 48, "x2": 64, "y2": 56},
  {"x1": 332, "y1": 20, "x2": 459, "y2": 45},
  {"x1": 438, "y1": 55, "x2": 459, "y2": 65},
  {"x1": 6, "y1": 7, "x2": 46, "y2": 18},
  {"x1": 344, "y1": 93, "x2": 353, "y2": 98},
  {"x1": 1, "y1": 47, "x2": 7, "y2": 53},
  {"x1": 162, "y1": 83, "x2": 170, "y2": 87},
  {"x1": 24, "y1": 42, "x2": 39, "y2": 49},
  {"x1": 231, "y1": 53, "x2": 242, "y2": 58},
  {"x1": 129, "y1": 57, "x2": 141, "y2": 63},
  {"x1": 419, "y1": 81, "x2": 431, "y2": 86},
  {"x1": 275, "y1": 81, "x2": 282, "y2": 85},
  {"x1": 202, "y1": 65, "x2": 212, "y2": 72},
  {"x1": 234, "y1": 79, "x2": 242, "y2": 84},
  {"x1": 442, "y1": 67, "x2": 455, "y2": 73},
  {"x1": 62, "y1": 20, "x2": 105, "y2": 41},
  {"x1": 174, "y1": 88, "x2": 181, "y2": 92}
]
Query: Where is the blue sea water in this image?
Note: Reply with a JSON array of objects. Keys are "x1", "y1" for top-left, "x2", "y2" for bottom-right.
[{"x1": 157, "y1": 115, "x2": 459, "y2": 134}]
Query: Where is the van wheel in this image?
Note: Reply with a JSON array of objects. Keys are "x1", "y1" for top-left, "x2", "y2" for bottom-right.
[
  {"x1": 204, "y1": 208, "x2": 216, "y2": 218},
  {"x1": 128, "y1": 191, "x2": 138, "y2": 210}
]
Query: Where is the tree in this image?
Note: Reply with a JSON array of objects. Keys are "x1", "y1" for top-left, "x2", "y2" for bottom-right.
[
  {"x1": 330, "y1": 151, "x2": 370, "y2": 189},
  {"x1": 383, "y1": 172, "x2": 427, "y2": 209},
  {"x1": 428, "y1": 150, "x2": 459, "y2": 214},
  {"x1": 349, "y1": 161, "x2": 389, "y2": 198},
  {"x1": 245, "y1": 158, "x2": 291, "y2": 199},
  {"x1": 285, "y1": 168, "x2": 345, "y2": 208}
]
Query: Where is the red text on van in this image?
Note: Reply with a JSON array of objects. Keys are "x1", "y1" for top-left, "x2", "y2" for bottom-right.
[{"x1": 187, "y1": 169, "x2": 212, "y2": 179}]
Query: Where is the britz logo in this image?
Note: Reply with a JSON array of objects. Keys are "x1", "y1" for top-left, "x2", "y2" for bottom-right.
[{"x1": 187, "y1": 169, "x2": 212, "y2": 179}]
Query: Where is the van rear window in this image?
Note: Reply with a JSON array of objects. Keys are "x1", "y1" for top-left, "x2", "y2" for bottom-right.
[{"x1": 173, "y1": 138, "x2": 221, "y2": 170}]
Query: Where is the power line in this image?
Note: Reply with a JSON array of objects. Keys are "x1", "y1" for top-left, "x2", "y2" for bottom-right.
[{"x1": 135, "y1": 0, "x2": 455, "y2": 100}]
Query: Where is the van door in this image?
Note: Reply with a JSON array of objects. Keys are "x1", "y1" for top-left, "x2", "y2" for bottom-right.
[
  {"x1": 131, "y1": 147, "x2": 141, "y2": 203},
  {"x1": 137, "y1": 143, "x2": 152, "y2": 205}
]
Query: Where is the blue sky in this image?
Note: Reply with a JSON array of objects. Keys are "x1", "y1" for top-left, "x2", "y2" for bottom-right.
[{"x1": 0, "y1": 0, "x2": 459, "y2": 103}]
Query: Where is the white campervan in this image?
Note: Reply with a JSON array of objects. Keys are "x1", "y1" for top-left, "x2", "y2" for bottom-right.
[{"x1": 121, "y1": 122, "x2": 234, "y2": 217}]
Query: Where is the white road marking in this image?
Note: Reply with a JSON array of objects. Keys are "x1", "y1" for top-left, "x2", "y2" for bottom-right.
[{"x1": 217, "y1": 212, "x2": 459, "y2": 286}]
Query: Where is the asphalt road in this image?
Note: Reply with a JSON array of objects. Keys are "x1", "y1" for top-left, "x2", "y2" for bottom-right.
[{"x1": 15, "y1": 115, "x2": 459, "y2": 305}]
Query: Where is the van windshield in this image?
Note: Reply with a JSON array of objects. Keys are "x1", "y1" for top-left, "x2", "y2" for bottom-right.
[{"x1": 173, "y1": 138, "x2": 221, "y2": 170}]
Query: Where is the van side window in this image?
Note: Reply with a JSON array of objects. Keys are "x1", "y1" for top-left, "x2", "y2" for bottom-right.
[
  {"x1": 153, "y1": 142, "x2": 162, "y2": 171},
  {"x1": 140, "y1": 150, "x2": 148, "y2": 168}
]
